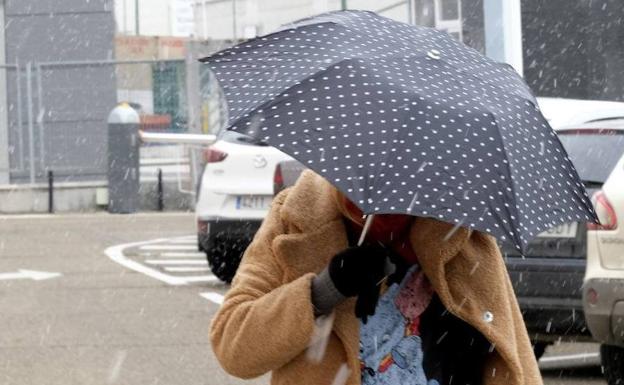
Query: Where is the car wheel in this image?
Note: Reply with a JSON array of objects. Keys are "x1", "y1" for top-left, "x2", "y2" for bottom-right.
[
  {"x1": 205, "y1": 249, "x2": 241, "y2": 284},
  {"x1": 205, "y1": 231, "x2": 252, "y2": 283},
  {"x1": 602, "y1": 344, "x2": 624, "y2": 385},
  {"x1": 533, "y1": 342, "x2": 549, "y2": 360}
]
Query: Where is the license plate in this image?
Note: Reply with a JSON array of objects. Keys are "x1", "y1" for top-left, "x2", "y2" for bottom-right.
[
  {"x1": 235, "y1": 195, "x2": 270, "y2": 210},
  {"x1": 538, "y1": 222, "x2": 578, "y2": 238}
]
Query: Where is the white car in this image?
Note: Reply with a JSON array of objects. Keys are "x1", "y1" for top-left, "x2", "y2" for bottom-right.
[
  {"x1": 195, "y1": 130, "x2": 292, "y2": 282},
  {"x1": 537, "y1": 97, "x2": 624, "y2": 128},
  {"x1": 581, "y1": 119, "x2": 624, "y2": 385}
]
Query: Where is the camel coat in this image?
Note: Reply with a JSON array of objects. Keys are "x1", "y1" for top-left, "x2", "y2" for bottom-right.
[{"x1": 210, "y1": 170, "x2": 543, "y2": 385}]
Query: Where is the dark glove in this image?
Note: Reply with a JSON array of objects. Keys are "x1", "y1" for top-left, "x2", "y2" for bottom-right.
[{"x1": 327, "y1": 244, "x2": 391, "y2": 323}]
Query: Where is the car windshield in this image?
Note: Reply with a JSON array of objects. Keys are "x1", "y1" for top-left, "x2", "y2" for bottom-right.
[{"x1": 559, "y1": 131, "x2": 624, "y2": 184}]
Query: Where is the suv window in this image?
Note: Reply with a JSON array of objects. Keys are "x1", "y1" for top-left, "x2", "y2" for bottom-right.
[{"x1": 558, "y1": 131, "x2": 624, "y2": 184}]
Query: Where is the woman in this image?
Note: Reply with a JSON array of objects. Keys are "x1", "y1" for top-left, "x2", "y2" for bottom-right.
[{"x1": 210, "y1": 170, "x2": 542, "y2": 385}]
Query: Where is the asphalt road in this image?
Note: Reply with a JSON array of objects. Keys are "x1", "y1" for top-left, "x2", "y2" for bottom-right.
[{"x1": 0, "y1": 213, "x2": 607, "y2": 385}]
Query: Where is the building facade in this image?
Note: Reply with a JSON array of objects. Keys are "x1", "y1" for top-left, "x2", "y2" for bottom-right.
[
  {"x1": 193, "y1": 0, "x2": 624, "y2": 102},
  {"x1": 1, "y1": 0, "x2": 117, "y2": 184},
  {"x1": 115, "y1": 0, "x2": 195, "y2": 37}
]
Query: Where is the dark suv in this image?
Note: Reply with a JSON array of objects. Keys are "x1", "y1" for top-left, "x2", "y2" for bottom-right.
[{"x1": 504, "y1": 124, "x2": 624, "y2": 356}]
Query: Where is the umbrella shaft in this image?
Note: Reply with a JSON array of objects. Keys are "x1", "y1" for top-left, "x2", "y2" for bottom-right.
[{"x1": 358, "y1": 214, "x2": 375, "y2": 246}]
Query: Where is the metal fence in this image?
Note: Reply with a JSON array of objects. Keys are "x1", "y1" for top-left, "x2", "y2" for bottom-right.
[{"x1": 5, "y1": 57, "x2": 224, "y2": 185}]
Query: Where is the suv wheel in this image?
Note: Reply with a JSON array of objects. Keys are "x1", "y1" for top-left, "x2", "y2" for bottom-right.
[
  {"x1": 205, "y1": 232, "x2": 251, "y2": 283},
  {"x1": 206, "y1": 250, "x2": 242, "y2": 284},
  {"x1": 602, "y1": 344, "x2": 624, "y2": 385}
]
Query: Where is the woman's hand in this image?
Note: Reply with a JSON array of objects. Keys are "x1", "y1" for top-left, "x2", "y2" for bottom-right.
[{"x1": 312, "y1": 244, "x2": 394, "y2": 323}]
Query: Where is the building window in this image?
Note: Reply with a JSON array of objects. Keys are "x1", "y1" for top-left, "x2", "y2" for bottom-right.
[
  {"x1": 440, "y1": 0, "x2": 460, "y2": 20},
  {"x1": 434, "y1": 0, "x2": 462, "y2": 41}
]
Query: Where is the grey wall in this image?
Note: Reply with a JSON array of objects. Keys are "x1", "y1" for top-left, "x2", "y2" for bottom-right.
[
  {"x1": 522, "y1": 0, "x2": 624, "y2": 101},
  {"x1": 455, "y1": 0, "x2": 624, "y2": 101},
  {"x1": 0, "y1": 1, "x2": 9, "y2": 184},
  {"x1": 5, "y1": 0, "x2": 117, "y2": 183},
  {"x1": 461, "y1": 0, "x2": 485, "y2": 54}
]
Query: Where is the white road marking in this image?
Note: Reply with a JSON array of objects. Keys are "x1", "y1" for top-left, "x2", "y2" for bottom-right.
[
  {"x1": 161, "y1": 252, "x2": 205, "y2": 258},
  {"x1": 0, "y1": 212, "x2": 192, "y2": 220},
  {"x1": 167, "y1": 238, "x2": 198, "y2": 244},
  {"x1": 200, "y1": 292, "x2": 224, "y2": 304},
  {"x1": 145, "y1": 259, "x2": 208, "y2": 265},
  {"x1": 106, "y1": 236, "x2": 220, "y2": 286},
  {"x1": 185, "y1": 276, "x2": 219, "y2": 283},
  {"x1": 107, "y1": 350, "x2": 127, "y2": 384},
  {"x1": 105, "y1": 239, "x2": 188, "y2": 285},
  {"x1": 0, "y1": 269, "x2": 62, "y2": 282},
  {"x1": 164, "y1": 267, "x2": 211, "y2": 273},
  {"x1": 140, "y1": 244, "x2": 198, "y2": 251}
]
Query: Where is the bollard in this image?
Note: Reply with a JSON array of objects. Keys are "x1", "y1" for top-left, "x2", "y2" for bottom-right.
[
  {"x1": 47, "y1": 170, "x2": 54, "y2": 214},
  {"x1": 107, "y1": 103, "x2": 140, "y2": 214},
  {"x1": 157, "y1": 168, "x2": 164, "y2": 211}
]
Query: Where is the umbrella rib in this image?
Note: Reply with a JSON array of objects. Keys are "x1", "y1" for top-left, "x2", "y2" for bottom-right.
[{"x1": 486, "y1": 112, "x2": 524, "y2": 249}]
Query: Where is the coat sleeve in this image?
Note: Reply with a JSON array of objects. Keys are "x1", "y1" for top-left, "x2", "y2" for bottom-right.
[{"x1": 209, "y1": 190, "x2": 317, "y2": 379}]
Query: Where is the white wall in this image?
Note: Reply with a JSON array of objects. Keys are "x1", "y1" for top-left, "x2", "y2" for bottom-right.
[
  {"x1": 193, "y1": 0, "x2": 411, "y2": 40},
  {"x1": 115, "y1": 0, "x2": 195, "y2": 36},
  {"x1": 348, "y1": 0, "x2": 410, "y2": 23}
]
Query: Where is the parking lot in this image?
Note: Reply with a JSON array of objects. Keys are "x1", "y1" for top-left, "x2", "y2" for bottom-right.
[{"x1": 0, "y1": 213, "x2": 608, "y2": 385}]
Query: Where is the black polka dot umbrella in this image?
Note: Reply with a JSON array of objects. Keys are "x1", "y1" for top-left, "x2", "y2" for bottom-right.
[{"x1": 201, "y1": 10, "x2": 598, "y2": 251}]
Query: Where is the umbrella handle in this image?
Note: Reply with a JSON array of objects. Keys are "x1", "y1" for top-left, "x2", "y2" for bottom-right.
[{"x1": 357, "y1": 214, "x2": 375, "y2": 246}]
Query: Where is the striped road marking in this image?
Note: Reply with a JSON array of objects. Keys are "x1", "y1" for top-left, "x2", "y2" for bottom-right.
[
  {"x1": 185, "y1": 276, "x2": 219, "y2": 283},
  {"x1": 167, "y1": 238, "x2": 198, "y2": 244},
  {"x1": 164, "y1": 267, "x2": 211, "y2": 273},
  {"x1": 200, "y1": 292, "x2": 224, "y2": 304},
  {"x1": 160, "y1": 252, "x2": 205, "y2": 258},
  {"x1": 140, "y1": 244, "x2": 198, "y2": 251},
  {"x1": 105, "y1": 236, "x2": 221, "y2": 286},
  {"x1": 145, "y1": 259, "x2": 208, "y2": 265}
]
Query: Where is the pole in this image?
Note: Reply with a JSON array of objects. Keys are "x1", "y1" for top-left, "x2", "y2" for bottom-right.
[
  {"x1": 26, "y1": 62, "x2": 35, "y2": 184},
  {"x1": 341, "y1": 0, "x2": 347, "y2": 10},
  {"x1": 232, "y1": 0, "x2": 237, "y2": 40},
  {"x1": 108, "y1": 104, "x2": 141, "y2": 214},
  {"x1": 483, "y1": 0, "x2": 523, "y2": 75},
  {"x1": 0, "y1": 0, "x2": 8, "y2": 185},
  {"x1": 15, "y1": 61, "x2": 24, "y2": 170},
  {"x1": 157, "y1": 168, "x2": 164, "y2": 211},
  {"x1": 123, "y1": 0, "x2": 127, "y2": 33},
  {"x1": 407, "y1": 0, "x2": 414, "y2": 24},
  {"x1": 203, "y1": 0, "x2": 208, "y2": 39},
  {"x1": 48, "y1": 170, "x2": 54, "y2": 213},
  {"x1": 135, "y1": 0, "x2": 140, "y2": 35},
  {"x1": 36, "y1": 64, "x2": 45, "y2": 170}
]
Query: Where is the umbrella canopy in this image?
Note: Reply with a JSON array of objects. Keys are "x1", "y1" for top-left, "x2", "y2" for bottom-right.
[{"x1": 201, "y1": 10, "x2": 597, "y2": 251}]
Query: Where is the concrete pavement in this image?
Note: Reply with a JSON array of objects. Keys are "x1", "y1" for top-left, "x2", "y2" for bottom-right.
[
  {"x1": 0, "y1": 213, "x2": 265, "y2": 385},
  {"x1": 0, "y1": 213, "x2": 606, "y2": 384}
]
